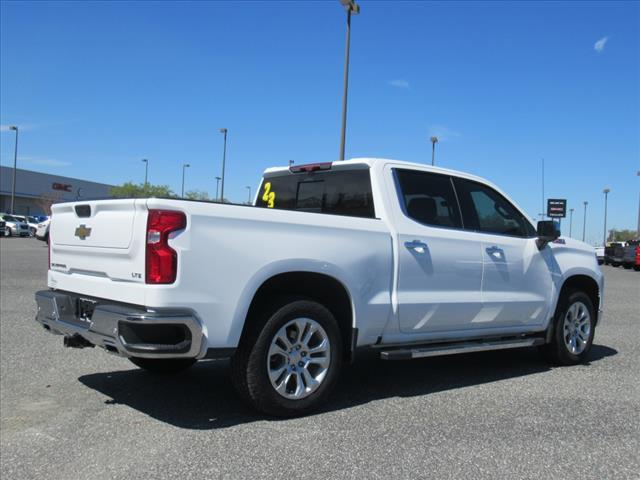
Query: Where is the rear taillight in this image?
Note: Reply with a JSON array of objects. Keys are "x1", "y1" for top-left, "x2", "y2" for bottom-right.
[{"x1": 145, "y1": 210, "x2": 186, "y2": 284}]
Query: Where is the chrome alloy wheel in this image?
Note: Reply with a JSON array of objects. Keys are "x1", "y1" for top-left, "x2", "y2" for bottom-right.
[
  {"x1": 267, "y1": 318, "x2": 331, "y2": 400},
  {"x1": 563, "y1": 301, "x2": 591, "y2": 355}
]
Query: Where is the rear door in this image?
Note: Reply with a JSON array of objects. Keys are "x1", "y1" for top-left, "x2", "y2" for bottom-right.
[
  {"x1": 391, "y1": 168, "x2": 484, "y2": 334},
  {"x1": 453, "y1": 178, "x2": 553, "y2": 327}
]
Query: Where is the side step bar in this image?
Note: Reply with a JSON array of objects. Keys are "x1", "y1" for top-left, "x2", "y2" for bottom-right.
[{"x1": 379, "y1": 337, "x2": 544, "y2": 361}]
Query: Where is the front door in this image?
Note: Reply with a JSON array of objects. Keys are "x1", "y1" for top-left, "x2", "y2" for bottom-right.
[{"x1": 453, "y1": 177, "x2": 553, "y2": 327}]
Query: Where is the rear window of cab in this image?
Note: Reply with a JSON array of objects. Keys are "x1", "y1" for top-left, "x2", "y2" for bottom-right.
[{"x1": 257, "y1": 169, "x2": 375, "y2": 219}]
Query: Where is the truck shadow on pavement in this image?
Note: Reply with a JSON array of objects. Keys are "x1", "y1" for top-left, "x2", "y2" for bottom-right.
[{"x1": 79, "y1": 344, "x2": 617, "y2": 429}]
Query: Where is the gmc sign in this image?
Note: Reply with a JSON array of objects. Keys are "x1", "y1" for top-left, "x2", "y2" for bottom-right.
[{"x1": 52, "y1": 182, "x2": 72, "y2": 192}]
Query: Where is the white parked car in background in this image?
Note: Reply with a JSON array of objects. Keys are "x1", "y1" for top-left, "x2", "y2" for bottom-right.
[
  {"x1": 35, "y1": 158, "x2": 604, "y2": 416},
  {"x1": 35, "y1": 218, "x2": 51, "y2": 243},
  {"x1": 0, "y1": 214, "x2": 30, "y2": 237},
  {"x1": 14, "y1": 215, "x2": 40, "y2": 236},
  {"x1": 595, "y1": 246, "x2": 605, "y2": 265}
]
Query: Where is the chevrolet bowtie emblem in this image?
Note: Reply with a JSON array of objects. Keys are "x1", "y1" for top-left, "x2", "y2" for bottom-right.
[{"x1": 74, "y1": 224, "x2": 92, "y2": 240}]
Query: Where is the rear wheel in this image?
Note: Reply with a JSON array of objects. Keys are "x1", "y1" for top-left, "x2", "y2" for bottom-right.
[
  {"x1": 129, "y1": 357, "x2": 196, "y2": 374},
  {"x1": 541, "y1": 289, "x2": 595, "y2": 365},
  {"x1": 231, "y1": 299, "x2": 342, "y2": 417}
]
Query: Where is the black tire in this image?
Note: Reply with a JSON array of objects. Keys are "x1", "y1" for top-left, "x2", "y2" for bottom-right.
[
  {"x1": 129, "y1": 357, "x2": 196, "y2": 374},
  {"x1": 623, "y1": 263, "x2": 632, "y2": 269},
  {"x1": 611, "y1": 262, "x2": 620, "y2": 267},
  {"x1": 541, "y1": 289, "x2": 596, "y2": 365},
  {"x1": 231, "y1": 298, "x2": 343, "y2": 417},
  {"x1": 634, "y1": 265, "x2": 640, "y2": 271}
]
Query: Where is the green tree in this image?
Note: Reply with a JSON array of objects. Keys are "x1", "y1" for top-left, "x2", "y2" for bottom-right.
[
  {"x1": 607, "y1": 229, "x2": 638, "y2": 242},
  {"x1": 184, "y1": 190, "x2": 211, "y2": 201},
  {"x1": 111, "y1": 182, "x2": 176, "y2": 198}
]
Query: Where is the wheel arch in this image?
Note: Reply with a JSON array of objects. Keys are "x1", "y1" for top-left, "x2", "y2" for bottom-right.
[
  {"x1": 558, "y1": 274, "x2": 601, "y2": 323},
  {"x1": 241, "y1": 271, "x2": 357, "y2": 362}
]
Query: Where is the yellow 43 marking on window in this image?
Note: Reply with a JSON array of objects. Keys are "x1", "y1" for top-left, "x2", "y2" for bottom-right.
[{"x1": 262, "y1": 182, "x2": 275, "y2": 208}]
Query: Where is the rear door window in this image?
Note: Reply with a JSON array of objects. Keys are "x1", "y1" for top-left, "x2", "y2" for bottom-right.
[
  {"x1": 394, "y1": 169, "x2": 462, "y2": 229},
  {"x1": 257, "y1": 169, "x2": 375, "y2": 218}
]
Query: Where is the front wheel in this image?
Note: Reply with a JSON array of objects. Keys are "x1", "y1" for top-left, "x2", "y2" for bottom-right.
[
  {"x1": 541, "y1": 290, "x2": 595, "y2": 365},
  {"x1": 231, "y1": 299, "x2": 343, "y2": 417},
  {"x1": 129, "y1": 357, "x2": 196, "y2": 374}
]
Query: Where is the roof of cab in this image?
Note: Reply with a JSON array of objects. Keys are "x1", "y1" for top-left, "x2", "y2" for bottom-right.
[{"x1": 263, "y1": 157, "x2": 490, "y2": 185}]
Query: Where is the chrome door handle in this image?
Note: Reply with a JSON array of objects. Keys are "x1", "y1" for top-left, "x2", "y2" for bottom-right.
[
  {"x1": 486, "y1": 245, "x2": 504, "y2": 258},
  {"x1": 405, "y1": 240, "x2": 428, "y2": 253}
]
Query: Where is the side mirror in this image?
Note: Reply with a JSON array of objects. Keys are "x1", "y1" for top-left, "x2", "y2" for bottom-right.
[{"x1": 536, "y1": 220, "x2": 560, "y2": 249}]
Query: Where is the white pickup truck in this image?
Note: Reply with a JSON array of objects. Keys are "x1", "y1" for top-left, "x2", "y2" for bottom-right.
[{"x1": 36, "y1": 158, "x2": 604, "y2": 416}]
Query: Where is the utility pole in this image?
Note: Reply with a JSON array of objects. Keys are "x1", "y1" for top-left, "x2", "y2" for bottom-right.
[
  {"x1": 582, "y1": 201, "x2": 588, "y2": 242},
  {"x1": 338, "y1": 0, "x2": 360, "y2": 161},
  {"x1": 430, "y1": 136, "x2": 438, "y2": 166},
  {"x1": 181, "y1": 163, "x2": 190, "y2": 198},
  {"x1": 9, "y1": 126, "x2": 18, "y2": 214},
  {"x1": 246, "y1": 186, "x2": 252, "y2": 204},
  {"x1": 569, "y1": 208, "x2": 574, "y2": 238},
  {"x1": 142, "y1": 159, "x2": 148, "y2": 194},
  {"x1": 603, "y1": 188, "x2": 610, "y2": 245},
  {"x1": 219, "y1": 128, "x2": 228, "y2": 202},
  {"x1": 215, "y1": 176, "x2": 221, "y2": 202},
  {"x1": 541, "y1": 158, "x2": 545, "y2": 221}
]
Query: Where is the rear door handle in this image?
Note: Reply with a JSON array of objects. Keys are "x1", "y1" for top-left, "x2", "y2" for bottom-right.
[
  {"x1": 486, "y1": 245, "x2": 504, "y2": 258},
  {"x1": 405, "y1": 240, "x2": 428, "y2": 253}
]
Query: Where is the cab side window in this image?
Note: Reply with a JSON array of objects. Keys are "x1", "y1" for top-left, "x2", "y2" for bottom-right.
[
  {"x1": 453, "y1": 178, "x2": 535, "y2": 237},
  {"x1": 395, "y1": 169, "x2": 462, "y2": 229}
]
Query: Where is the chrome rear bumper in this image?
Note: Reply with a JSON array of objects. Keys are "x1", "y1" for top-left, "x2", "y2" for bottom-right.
[{"x1": 35, "y1": 290, "x2": 205, "y2": 359}]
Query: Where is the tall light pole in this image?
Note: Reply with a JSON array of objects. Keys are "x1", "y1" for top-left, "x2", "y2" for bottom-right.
[
  {"x1": 582, "y1": 201, "x2": 588, "y2": 242},
  {"x1": 338, "y1": 0, "x2": 360, "y2": 161},
  {"x1": 430, "y1": 136, "x2": 438, "y2": 166},
  {"x1": 637, "y1": 170, "x2": 640, "y2": 237},
  {"x1": 603, "y1": 188, "x2": 610, "y2": 246},
  {"x1": 181, "y1": 163, "x2": 190, "y2": 198},
  {"x1": 215, "y1": 176, "x2": 221, "y2": 202},
  {"x1": 219, "y1": 128, "x2": 228, "y2": 202},
  {"x1": 142, "y1": 159, "x2": 148, "y2": 193},
  {"x1": 569, "y1": 208, "x2": 574, "y2": 238},
  {"x1": 246, "y1": 186, "x2": 252, "y2": 204},
  {"x1": 9, "y1": 126, "x2": 18, "y2": 214}
]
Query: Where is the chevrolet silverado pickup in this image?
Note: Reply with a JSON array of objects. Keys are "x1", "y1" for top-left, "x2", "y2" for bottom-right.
[{"x1": 35, "y1": 158, "x2": 604, "y2": 416}]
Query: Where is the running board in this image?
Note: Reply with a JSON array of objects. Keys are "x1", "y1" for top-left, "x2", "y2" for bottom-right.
[{"x1": 379, "y1": 337, "x2": 544, "y2": 361}]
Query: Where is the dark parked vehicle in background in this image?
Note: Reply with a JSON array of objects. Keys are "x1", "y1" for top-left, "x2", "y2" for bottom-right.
[
  {"x1": 604, "y1": 242, "x2": 626, "y2": 267},
  {"x1": 621, "y1": 240, "x2": 640, "y2": 270}
]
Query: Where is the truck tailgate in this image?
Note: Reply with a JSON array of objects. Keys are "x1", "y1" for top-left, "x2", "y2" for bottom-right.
[{"x1": 48, "y1": 199, "x2": 148, "y2": 303}]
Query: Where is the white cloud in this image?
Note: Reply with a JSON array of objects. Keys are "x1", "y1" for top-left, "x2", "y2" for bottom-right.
[
  {"x1": 428, "y1": 125, "x2": 461, "y2": 142},
  {"x1": 594, "y1": 36, "x2": 608, "y2": 53},
  {"x1": 388, "y1": 79, "x2": 410, "y2": 89},
  {"x1": 21, "y1": 156, "x2": 71, "y2": 167}
]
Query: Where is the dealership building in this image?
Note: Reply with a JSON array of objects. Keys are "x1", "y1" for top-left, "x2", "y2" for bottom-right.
[{"x1": 0, "y1": 166, "x2": 114, "y2": 216}]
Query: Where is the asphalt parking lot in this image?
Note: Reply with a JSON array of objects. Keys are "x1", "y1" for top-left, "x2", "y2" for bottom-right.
[{"x1": 1, "y1": 238, "x2": 638, "y2": 479}]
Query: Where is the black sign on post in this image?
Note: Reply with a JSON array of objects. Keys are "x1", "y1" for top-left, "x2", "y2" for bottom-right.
[{"x1": 547, "y1": 199, "x2": 567, "y2": 218}]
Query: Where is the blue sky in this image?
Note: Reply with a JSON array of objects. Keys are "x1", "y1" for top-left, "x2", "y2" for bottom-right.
[{"x1": 1, "y1": 0, "x2": 638, "y2": 244}]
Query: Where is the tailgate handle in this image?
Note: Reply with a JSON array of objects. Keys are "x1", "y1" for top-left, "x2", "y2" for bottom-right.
[{"x1": 75, "y1": 205, "x2": 91, "y2": 218}]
